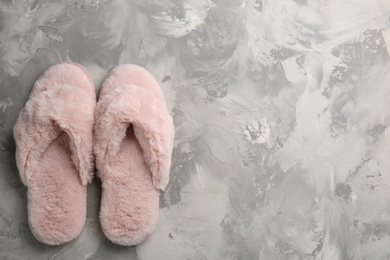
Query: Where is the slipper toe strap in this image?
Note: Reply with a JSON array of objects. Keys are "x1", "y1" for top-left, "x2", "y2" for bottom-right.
[
  {"x1": 94, "y1": 84, "x2": 174, "y2": 190},
  {"x1": 14, "y1": 85, "x2": 95, "y2": 186}
]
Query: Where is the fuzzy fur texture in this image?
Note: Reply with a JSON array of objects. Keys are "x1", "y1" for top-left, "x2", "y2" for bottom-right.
[
  {"x1": 13, "y1": 62, "x2": 96, "y2": 245},
  {"x1": 94, "y1": 64, "x2": 174, "y2": 246}
]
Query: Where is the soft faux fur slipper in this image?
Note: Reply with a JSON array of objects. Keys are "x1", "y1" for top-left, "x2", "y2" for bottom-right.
[
  {"x1": 94, "y1": 64, "x2": 174, "y2": 246},
  {"x1": 13, "y1": 62, "x2": 96, "y2": 245}
]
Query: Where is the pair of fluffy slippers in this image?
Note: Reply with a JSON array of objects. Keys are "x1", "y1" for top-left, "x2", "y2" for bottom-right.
[{"x1": 13, "y1": 62, "x2": 174, "y2": 246}]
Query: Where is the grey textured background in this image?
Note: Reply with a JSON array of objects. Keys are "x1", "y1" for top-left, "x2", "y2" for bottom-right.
[{"x1": 1, "y1": 0, "x2": 390, "y2": 259}]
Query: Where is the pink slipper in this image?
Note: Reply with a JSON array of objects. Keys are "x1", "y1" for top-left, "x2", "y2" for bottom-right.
[
  {"x1": 13, "y1": 62, "x2": 96, "y2": 245},
  {"x1": 94, "y1": 64, "x2": 174, "y2": 245}
]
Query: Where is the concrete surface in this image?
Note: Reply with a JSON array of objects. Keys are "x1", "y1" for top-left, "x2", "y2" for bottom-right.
[{"x1": 1, "y1": 0, "x2": 390, "y2": 259}]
